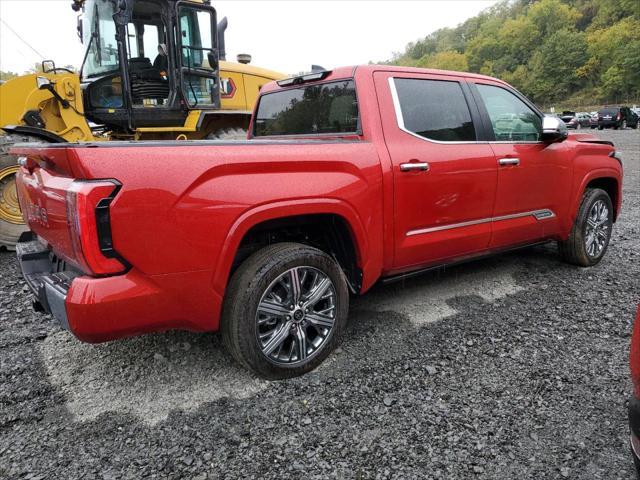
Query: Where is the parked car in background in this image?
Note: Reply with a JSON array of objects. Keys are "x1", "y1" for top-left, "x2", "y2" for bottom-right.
[
  {"x1": 560, "y1": 111, "x2": 591, "y2": 129},
  {"x1": 629, "y1": 306, "x2": 640, "y2": 476},
  {"x1": 590, "y1": 112, "x2": 599, "y2": 129},
  {"x1": 597, "y1": 106, "x2": 639, "y2": 130}
]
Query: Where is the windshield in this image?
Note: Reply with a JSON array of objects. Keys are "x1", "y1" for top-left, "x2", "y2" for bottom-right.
[
  {"x1": 254, "y1": 80, "x2": 359, "y2": 136},
  {"x1": 82, "y1": 0, "x2": 120, "y2": 78}
]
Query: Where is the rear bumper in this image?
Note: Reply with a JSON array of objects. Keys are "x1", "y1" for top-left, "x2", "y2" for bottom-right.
[
  {"x1": 16, "y1": 233, "x2": 78, "y2": 331},
  {"x1": 16, "y1": 233, "x2": 221, "y2": 343}
]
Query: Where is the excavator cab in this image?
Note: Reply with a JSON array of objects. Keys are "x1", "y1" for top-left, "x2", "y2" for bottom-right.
[{"x1": 79, "y1": 0, "x2": 220, "y2": 133}]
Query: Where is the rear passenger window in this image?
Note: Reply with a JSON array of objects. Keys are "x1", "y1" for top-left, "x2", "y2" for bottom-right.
[
  {"x1": 393, "y1": 78, "x2": 476, "y2": 142},
  {"x1": 476, "y1": 84, "x2": 542, "y2": 141}
]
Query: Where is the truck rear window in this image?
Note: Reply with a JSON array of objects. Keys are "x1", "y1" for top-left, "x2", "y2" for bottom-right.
[{"x1": 253, "y1": 80, "x2": 359, "y2": 136}]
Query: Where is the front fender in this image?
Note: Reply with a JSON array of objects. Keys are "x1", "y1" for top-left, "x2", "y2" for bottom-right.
[{"x1": 565, "y1": 167, "x2": 622, "y2": 233}]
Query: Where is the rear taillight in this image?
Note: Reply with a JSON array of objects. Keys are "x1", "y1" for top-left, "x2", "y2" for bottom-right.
[
  {"x1": 617, "y1": 112, "x2": 622, "y2": 121},
  {"x1": 66, "y1": 180, "x2": 127, "y2": 276}
]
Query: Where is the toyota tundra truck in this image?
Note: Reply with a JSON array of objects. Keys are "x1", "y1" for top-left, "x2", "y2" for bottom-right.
[{"x1": 11, "y1": 65, "x2": 623, "y2": 379}]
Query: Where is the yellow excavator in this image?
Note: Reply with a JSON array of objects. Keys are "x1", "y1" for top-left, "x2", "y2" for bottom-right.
[{"x1": 0, "y1": 0, "x2": 285, "y2": 249}]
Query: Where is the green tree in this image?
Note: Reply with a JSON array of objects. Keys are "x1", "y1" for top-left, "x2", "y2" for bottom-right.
[
  {"x1": 0, "y1": 71, "x2": 19, "y2": 81},
  {"x1": 418, "y1": 51, "x2": 469, "y2": 71},
  {"x1": 528, "y1": 0, "x2": 581, "y2": 36},
  {"x1": 388, "y1": 0, "x2": 639, "y2": 105}
]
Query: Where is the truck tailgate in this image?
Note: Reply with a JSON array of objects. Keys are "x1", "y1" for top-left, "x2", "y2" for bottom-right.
[{"x1": 16, "y1": 165, "x2": 76, "y2": 263}]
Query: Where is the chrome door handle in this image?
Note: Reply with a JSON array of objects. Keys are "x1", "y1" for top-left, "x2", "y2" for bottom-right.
[
  {"x1": 498, "y1": 158, "x2": 520, "y2": 166},
  {"x1": 400, "y1": 162, "x2": 429, "y2": 172}
]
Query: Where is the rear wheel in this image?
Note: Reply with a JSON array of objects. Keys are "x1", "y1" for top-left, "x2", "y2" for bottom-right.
[
  {"x1": 221, "y1": 242, "x2": 349, "y2": 379},
  {"x1": 0, "y1": 134, "x2": 36, "y2": 250},
  {"x1": 558, "y1": 188, "x2": 613, "y2": 267},
  {"x1": 622, "y1": 120, "x2": 628, "y2": 129}
]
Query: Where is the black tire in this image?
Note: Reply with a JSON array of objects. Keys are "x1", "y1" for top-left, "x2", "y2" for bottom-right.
[
  {"x1": 0, "y1": 134, "x2": 37, "y2": 250},
  {"x1": 221, "y1": 242, "x2": 349, "y2": 379},
  {"x1": 598, "y1": 125, "x2": 604, "y2": 130},
  {"x1": 558, "y1": 188, "x2": 613, "y2": 267},
  {"x1": 206, "y1": 128, "x2": 248, "y2": 141}
]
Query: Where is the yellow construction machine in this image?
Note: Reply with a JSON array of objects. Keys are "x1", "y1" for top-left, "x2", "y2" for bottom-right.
[{"x1": 0, "y1": 0, "x2": 285, "y2": 248}]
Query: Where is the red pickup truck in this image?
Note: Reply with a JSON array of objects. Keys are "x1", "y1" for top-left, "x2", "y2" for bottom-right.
[{"x1": 12, "y1": 65, "x2": 623, "y2": 378}]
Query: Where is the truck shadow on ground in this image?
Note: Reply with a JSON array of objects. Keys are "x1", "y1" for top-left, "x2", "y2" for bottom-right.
[{"x1": 40, "y1": 243, "x2": 566, "y2": 425}]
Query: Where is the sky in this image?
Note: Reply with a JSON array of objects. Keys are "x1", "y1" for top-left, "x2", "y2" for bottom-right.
[{"x1": 0, "y1": 0, "x2": 498, "y2": 75}]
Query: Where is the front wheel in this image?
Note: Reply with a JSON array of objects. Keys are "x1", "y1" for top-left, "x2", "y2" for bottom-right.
[
  {"x1": 221, "y1": 242, "x2": 349, "y2": 379},
  {"x1": 558, "y1": 188, "x2": 613, "y2": 267}
]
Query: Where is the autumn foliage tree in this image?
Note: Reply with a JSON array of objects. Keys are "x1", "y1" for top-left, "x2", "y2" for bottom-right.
[{"x1": 390, "y1": 0, "x2": 640, "y2": 105}]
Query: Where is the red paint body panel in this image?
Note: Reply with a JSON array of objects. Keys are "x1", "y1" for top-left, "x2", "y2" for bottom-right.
[{"x1": 11, "y1": 65, "x2": 623, "y2": 343}]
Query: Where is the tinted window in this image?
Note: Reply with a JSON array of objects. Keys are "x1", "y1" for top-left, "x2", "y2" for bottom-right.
[
  {"x1": 254, "y1": 80, "x2": 359, "y2": 136},
  {"x1": 393, "y1": 78, "x2": 475, "y2": 142},
  {"x1": 476, "y1": 84, "x2": 541, "y2": 141},
  {"x1": 599, "y1": 107, "x2": 618, "y2": 115}
]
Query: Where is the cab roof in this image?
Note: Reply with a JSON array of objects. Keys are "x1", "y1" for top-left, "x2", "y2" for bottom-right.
[{"x1": 259, "y1": 64, "x2": 509, "y2": 94}]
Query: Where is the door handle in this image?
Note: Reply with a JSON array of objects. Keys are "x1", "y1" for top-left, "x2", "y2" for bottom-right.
[
  {"x1": 498, "y1": 158, "x2": 520, "y2": 166},
  {"x1": 400, "y1": 162, "x2": 430, "y2": 172}
]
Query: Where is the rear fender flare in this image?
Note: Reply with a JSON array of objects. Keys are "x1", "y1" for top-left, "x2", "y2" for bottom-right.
[
  {"x1": 1, "y1": 125, "x2": 67, "y2": 143},
  {"x1": 212, "y1": 198, "x2": 371, "y2": 296}
]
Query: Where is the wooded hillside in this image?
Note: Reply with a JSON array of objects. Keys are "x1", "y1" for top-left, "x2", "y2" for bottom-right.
[{"x1": 390, "y1": 0, "x2": 639, "y2": 107}]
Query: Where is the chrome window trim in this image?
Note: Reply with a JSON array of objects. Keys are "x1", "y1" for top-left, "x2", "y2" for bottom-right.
[
  {"x1": 388, "y1": 77, "x2": 485, "y2": 145},
  {"x1": 406, "y1": 209, "x2": 556, "y2": 236}
]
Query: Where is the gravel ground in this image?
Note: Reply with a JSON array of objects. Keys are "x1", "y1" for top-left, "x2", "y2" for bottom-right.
[{"x1": 1, "y1": 130, "x2": 638, "y2": 479}]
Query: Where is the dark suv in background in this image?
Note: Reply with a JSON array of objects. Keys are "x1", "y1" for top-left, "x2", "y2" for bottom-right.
[{"x1": 597, "y1": 106, "x2": 639, "y2": 129}]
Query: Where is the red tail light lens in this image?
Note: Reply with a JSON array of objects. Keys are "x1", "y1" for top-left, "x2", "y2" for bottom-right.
[
  {"x1": 617, "y1": 112, "x2": 622, "y2": 120},
  {"x1": 66, "y1": 180, "x2": 127, "y2": 276}
]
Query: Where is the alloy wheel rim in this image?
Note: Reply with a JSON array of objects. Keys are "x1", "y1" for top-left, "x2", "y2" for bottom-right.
[
  {"x1": 584, "y1": 200, "x2": 610, "y2": 258},
  {"x1": 0, "y1": 166, "x2": 24, "y2": 225},
  {"x1": 255, "y1": 266, "x2": 337, "y2": 365}
]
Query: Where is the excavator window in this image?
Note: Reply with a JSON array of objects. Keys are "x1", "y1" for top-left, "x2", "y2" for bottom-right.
[
  {"x1": 125, "y1": 1, "x2": 170, "y2": 107},
  {"x1": 81, "y1": 0, "x2": 120, "y2": 78},
  {"x1": 178, "y1": 6, "x2": 217, "y2": 107}
]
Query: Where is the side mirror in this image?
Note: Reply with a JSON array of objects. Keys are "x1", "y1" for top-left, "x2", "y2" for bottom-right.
[
  {"x1": 77, "y1": 16, "x2": 83, "y2": 42},
  {"x1": 36, "y1": 76, "x2": 52, "y2": 90},
  {"x1": 207, "y1": 50, "x2": 219, "y2": 72},
  {"x1": 541, "y1": 115, "x2": 568, "y2": 143}
]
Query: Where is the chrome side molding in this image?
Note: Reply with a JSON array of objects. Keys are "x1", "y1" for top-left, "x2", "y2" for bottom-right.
[{"x1": 406, "y1": 209, "x2": 556, "y2": 236}]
